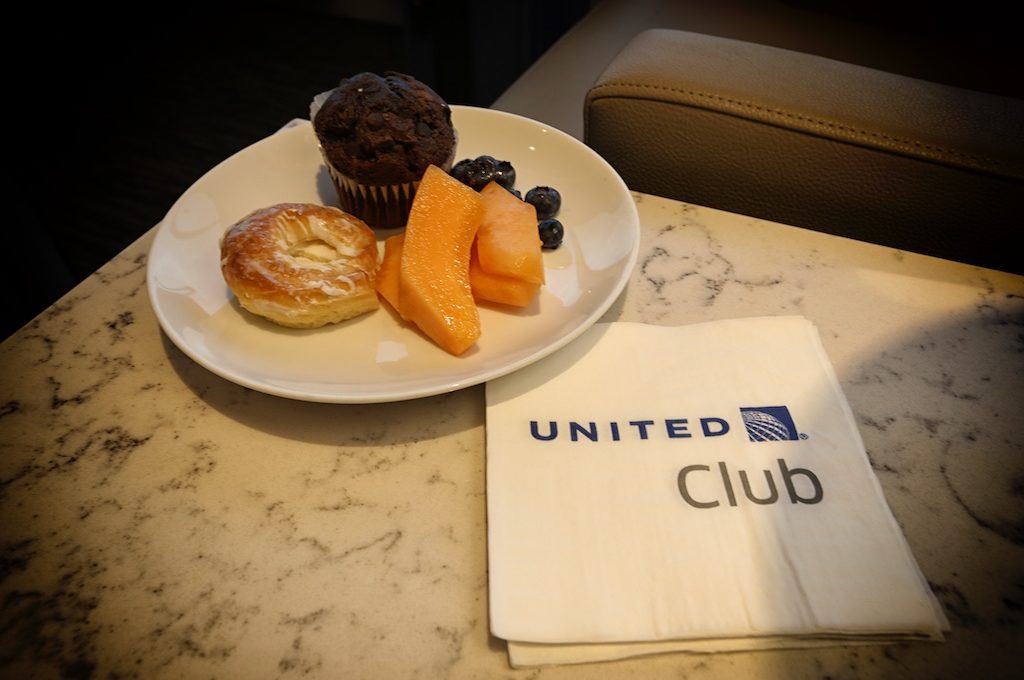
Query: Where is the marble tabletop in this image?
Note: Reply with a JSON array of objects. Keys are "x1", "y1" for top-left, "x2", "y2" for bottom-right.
[{"x1": 1, "y1": 188, "x2": 1021, "y2": 679}]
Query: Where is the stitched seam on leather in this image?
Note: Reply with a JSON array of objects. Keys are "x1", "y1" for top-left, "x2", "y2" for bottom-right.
[{"x1": 589, "y1": 82, "x2": 1020, "y2": 175}]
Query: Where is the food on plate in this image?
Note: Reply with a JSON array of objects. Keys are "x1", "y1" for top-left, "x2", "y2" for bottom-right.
[
  {"x1": 374, "y1": 233, "x2": 405, "y2": 317},
  {"x1": 380, "y1": 170, "x2": 544, "y2": 329},
  {"x1": 397, "y1": 165, "x2": 484, "y2": 355},
  {"x1": 524, "y1": 185, "x2": 561, "y2": 220},
  {"x1": 450, "y1": 155, "x2": 516, "y2": 191},
  {"x1": 527, "y1": 185, "x2": 564, "y2": 249},
  {"x1": 311, "y1": 71, "x2": 456, "y2": 229},
  {"x1": 475, "y1": 182, "x2": 545, "y2": 285},
  {"x1": 469, "y1": 242, "x2": 540, "y2": 307},
  {"x1": 450, "y1": 158, "x2": 565, "y2": 249},
  {"x1": 538, "y1": 218, "x2": 565, "y2": 249},
  {"x1": 220, "y1": 203, "x2": 379, "y2": 328}
]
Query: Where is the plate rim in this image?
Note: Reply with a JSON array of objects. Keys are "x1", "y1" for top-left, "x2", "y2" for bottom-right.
[{"x1": 146, "y1": 105, "x2": 640, "y2": 403}]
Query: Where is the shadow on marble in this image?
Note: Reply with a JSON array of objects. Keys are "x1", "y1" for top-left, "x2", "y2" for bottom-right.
[
  {"x1": 158, "y1": 332, "x2": 486, "y2": 448},
  {"x1": 835, "y1": 299, "x2": 1023, "y2": 676}
]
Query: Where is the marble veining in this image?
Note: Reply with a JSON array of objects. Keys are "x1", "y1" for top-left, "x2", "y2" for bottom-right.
[{"x1": 2, "y1": 192, "x2": 1022, "y2": 679}]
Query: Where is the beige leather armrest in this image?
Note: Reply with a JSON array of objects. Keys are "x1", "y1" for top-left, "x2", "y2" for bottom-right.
[{"x1": 585, "y1": 29, "x2": 1024, "y2": 273}]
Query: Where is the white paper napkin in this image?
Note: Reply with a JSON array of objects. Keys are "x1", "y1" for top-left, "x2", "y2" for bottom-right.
[{"x1": 485, "y1": 317, "x2": 948, "y2": 667}]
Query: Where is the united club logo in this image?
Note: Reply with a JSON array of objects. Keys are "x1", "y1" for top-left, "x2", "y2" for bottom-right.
[
  {"x1": 526, "y1": 404, "x2": 818, "y2": 508},
  {"x1": 739, "y1": 406, "x2": 800, "y2": 442},
  {"x1": 528, "y1": 406, "x2": 804, "y2": 443}
]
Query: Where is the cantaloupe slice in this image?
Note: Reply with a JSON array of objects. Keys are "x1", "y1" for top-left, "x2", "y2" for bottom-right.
[
  {"x1": 398, "y1": 165, "x2": 484, "y2": 355},
  {"x1": 476, "y1": 181, "x2": 545, "y2": 285},
  {"x1": 469, "y1": 241, "x2": 540, "y2": 307},
  {"x1": 375, "y1": 233, "x2": 405, "y2": 317}
]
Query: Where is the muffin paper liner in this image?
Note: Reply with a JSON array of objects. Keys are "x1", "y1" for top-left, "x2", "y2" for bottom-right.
[{"x1": 324, "y1": 164, "x2": 417, "y2": 229}]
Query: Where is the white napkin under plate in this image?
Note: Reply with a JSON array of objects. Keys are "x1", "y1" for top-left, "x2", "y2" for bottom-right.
[{"x1": 485, "y1": 317, "x2": 948, "y2": 667}]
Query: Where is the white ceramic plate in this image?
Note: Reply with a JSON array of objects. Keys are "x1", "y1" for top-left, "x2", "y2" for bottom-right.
[{"x1": 147, "y1": 106, "x2": 639, "y2": 403}]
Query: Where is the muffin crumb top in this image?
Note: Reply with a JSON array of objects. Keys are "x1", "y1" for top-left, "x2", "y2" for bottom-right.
[{"x1": 314, "y1": 72, "x2": 455, "y2": 185}]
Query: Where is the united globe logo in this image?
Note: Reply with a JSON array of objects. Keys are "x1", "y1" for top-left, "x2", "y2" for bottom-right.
[{"x1": 740, "y1": 406, "x2": 799, "y2": 442}]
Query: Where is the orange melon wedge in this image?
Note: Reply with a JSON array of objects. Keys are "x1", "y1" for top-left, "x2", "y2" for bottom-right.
[
  {"x1": 469, "y1": 241, "x2": 540, "y2": 307},
  {"x1": 398, "y1": 165, "x2": 484, "y2": 355},
  {"x1": 375, "y1": 233, "x2": 405, "y2": 317},
  {"x1": 476, "y1": 181, "x2": 545, "y2": 285}
]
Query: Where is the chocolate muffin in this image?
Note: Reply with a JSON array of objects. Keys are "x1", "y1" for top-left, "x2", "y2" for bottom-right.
[{"x1": 312, "y1": 72, "x2": 457, "y2": 229}]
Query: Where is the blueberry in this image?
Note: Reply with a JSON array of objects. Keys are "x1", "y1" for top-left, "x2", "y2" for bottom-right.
[
  {"x1": 494, "y1": 159, "x2": 516, "y2": 190},
  {"x1": 474, "y1": 155, "x2": 499, "y2": 170},
  {"x1": 450, "y1": 158, "x2": 475, "y2": 185},
  {"x1": 449, "y1": 156, "x2": 493, "y2": 190},
  {"x1": 525, "y1": 186, "x2": 561, "y2": 220},
  {"x1": 538, "y1": 218, "x2": 564, "y2": 249}
]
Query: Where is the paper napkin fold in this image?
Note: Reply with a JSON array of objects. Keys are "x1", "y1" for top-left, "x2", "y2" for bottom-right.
[{"x1": 485, "y1": 317, "x2": 948, "y2": 667}]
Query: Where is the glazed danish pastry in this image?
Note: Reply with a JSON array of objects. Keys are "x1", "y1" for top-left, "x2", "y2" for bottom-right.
[{"x1": 220, "y1": 203, "x2": 380, "y2": 328}]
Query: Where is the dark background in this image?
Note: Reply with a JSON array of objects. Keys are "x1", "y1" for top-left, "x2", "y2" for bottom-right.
[
  {"x1": 6, "y1": 0, "x2": 1021, "y2": 341},
  {"x1": 7, "y1": 0, "x2": 591, "y2": 341}
]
